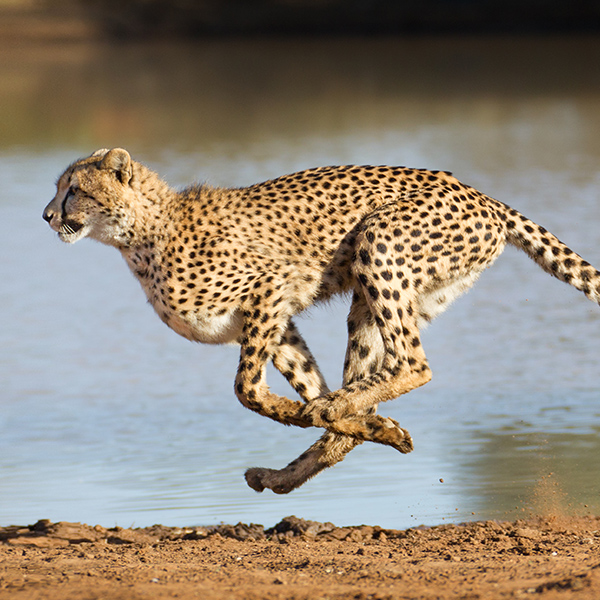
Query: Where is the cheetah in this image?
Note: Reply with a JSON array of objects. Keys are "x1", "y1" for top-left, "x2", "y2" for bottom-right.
[{"x1": 43, "y1": 148, "x2": 600, "y2": 494}]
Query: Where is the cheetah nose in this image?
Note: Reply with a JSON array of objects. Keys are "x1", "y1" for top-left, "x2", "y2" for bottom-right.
[{"x1": 42, "y1": 207, "x2": 54, "y2": 223}]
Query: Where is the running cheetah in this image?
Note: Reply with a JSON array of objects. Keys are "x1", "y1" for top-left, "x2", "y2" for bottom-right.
[{"x1": 43, "y1": 148, "x2": 600, "y2": 494}]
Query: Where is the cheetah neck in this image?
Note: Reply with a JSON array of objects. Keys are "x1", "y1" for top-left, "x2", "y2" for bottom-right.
[{"x1": 118, "y1": 167, "x2": 178, "y2": 250}]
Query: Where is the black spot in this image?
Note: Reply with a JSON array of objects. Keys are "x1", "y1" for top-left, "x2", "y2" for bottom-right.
[
  {"x1": 357, "y1": 346, "x2": 370, "y2": 360},
  {"x1": 320, "y1": 410, "x2": 333, "y2": 423}
]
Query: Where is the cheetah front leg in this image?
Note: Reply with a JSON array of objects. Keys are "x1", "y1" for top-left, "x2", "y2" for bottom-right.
[
  {"x1": 245, "y1": 319, "x2": 360, "y2": 494},
  {"x1": 234, "y1": 310, "x2": 311, "y2": 429},
  {"x1": 270, "y1": 320, "x2": 331, "y2": 401}
]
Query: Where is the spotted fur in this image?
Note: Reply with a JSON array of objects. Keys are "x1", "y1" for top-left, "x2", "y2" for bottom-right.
[{"x1": 43, "y1": 148, "x2": 600, "y2": 494}]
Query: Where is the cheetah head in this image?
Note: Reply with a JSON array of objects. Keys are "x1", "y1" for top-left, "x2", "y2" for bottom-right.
[{"x1": 43, "y1": 148, "x2": 137, "y2": 248}]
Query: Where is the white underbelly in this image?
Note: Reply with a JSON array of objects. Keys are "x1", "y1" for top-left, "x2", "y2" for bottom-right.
[
  {"x1": 162, "y1": 307, "x2": 244, "y2": 345},
  {"x1": 416, "y1": 271, "x2": 482, "y2": 327}
]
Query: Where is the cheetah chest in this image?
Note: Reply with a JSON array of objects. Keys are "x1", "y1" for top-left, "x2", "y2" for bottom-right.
[{"x1": 123, "y1": 250, "x2": 244, "y2": 345}]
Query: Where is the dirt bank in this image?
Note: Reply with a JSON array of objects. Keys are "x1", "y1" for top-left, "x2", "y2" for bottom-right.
[{"x1": 2, "y1": 515, "x2": 600, "y2": 599}]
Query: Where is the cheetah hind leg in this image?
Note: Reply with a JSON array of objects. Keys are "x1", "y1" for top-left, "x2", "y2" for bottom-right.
[
  {"x1": 302, "y1": 287, "x2": 418, "y2": 453},
  {"x1": 329, "y1": 291, "x2": 414, "y2": 456}
]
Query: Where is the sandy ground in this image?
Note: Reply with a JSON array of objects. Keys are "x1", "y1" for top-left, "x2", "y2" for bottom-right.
[{"x1": 2, "y1": 515, "x2": 600, "y2": 599}]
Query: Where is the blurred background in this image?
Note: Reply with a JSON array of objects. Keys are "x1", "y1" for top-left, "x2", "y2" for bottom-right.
[
  {"x1": 1, "y1": 0, "x2": 600, "y2": 529},
  {"x1": 1, "y1": 0, "x2": 600, "y2": 40}
]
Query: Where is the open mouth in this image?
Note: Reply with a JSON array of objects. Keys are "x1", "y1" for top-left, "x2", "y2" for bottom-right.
[
  {"x1": 58, "y1": 219, "x2": 87, "y2": 243},
  {"x1": 60, "y1": 220, "x2": 84, "y2": 235}
]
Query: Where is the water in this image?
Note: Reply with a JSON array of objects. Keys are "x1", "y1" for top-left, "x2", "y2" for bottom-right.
[{"x1": 1, "y1": 36, "x2": 600, "y2": 528}]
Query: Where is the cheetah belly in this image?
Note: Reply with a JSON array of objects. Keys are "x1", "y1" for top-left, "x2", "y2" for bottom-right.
[
  {"x1": 161, "y1": 306, "x2": 244, "y2": 345},
  {"x1": 416, "y1": 271, "x2": 482, "y2": 327}
]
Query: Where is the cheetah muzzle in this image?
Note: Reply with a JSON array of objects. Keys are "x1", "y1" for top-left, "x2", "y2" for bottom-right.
[{"x1": 43, "y1": 148, "x2": 600, "y2": 494}]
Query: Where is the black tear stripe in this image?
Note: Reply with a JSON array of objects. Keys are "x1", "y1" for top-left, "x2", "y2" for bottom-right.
[{"x1": 60, "y1": 189, "x2": 71, "y2": 221}]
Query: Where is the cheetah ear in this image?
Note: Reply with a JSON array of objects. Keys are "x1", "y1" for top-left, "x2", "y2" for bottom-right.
[
  {"x1": 100, "y1": 148, "x2": 133, "y2": 185},
  {"x1": 90, "y1": 148, "x2": 110, "y2": 158}
]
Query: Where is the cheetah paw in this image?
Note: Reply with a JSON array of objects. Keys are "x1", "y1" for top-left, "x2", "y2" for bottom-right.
[
  {"x1": 244, "y1": 467, "x2": 296, "y2": 494},
  {"x1": 368, "y1": 416, "x2": 414, "y2": 453}
]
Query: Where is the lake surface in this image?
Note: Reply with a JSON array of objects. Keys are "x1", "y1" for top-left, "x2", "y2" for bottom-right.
[{"x1": 1, "y1": 36, "x2": 600, "y2": 529}]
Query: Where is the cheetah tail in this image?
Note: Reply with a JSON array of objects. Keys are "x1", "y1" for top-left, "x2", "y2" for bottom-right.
[{"x1": 503, "y1": 206, "x2": 600, "y2": 305}]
